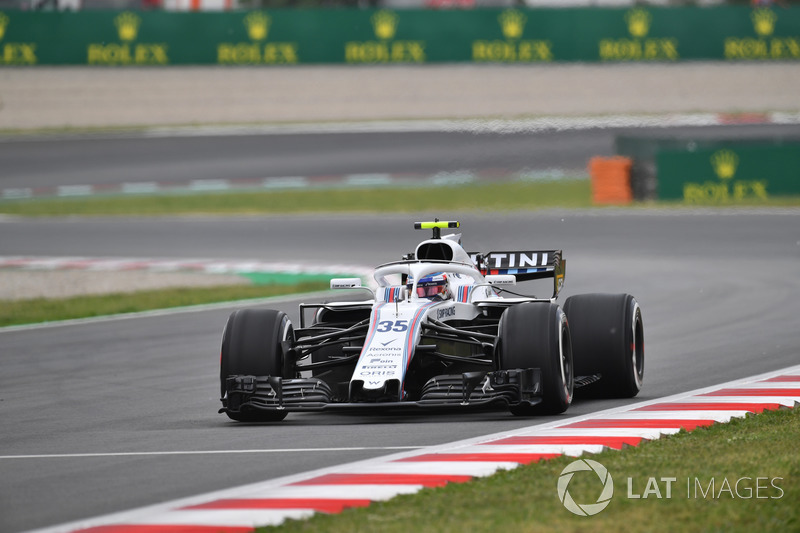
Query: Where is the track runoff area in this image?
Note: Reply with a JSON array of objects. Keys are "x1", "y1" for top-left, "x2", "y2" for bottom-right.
[{"x1": 26, "y1": 363, "x2": 800, "y2": 533}]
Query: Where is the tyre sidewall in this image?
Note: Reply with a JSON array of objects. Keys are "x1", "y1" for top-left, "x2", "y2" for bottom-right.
[
  {"x1": 564, "y1": 293, "x2": 643, "y2": 398},
  {"x1": 499, "y1": 303, "x2": 573, "y2": 414},
  {"x1": 220, "y1": 309, "x2": 293, "y2": 422}
]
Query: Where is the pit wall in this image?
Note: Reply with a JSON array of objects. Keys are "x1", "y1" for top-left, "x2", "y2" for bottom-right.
[{"x1": 0, "y1": 6, "x2": 799, "y2": 66}]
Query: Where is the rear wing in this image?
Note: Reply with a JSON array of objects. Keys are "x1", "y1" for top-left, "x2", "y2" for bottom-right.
[{"x1": 469, "y1": 250, "x2": 566, "y2": 299}]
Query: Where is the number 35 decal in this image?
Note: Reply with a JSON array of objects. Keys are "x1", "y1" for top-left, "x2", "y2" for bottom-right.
[{"x1": 376, "y1": 320, "x2": 408, "y2": 332}]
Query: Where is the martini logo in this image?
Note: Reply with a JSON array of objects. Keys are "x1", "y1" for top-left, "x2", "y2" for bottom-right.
[
  {"x1": 0, "y1": 12, "x2": 38, "y2": 65},
  {"x1": 557, "y1": 459, "x2": 614, "y2": 516},
  {"x1": 725, "y1": 8, "x2": 800, "y2": 60},
  {"x1": 87, "y1": 12, "x2": 168, "y2": 65},
  {"x1": 472, "y1": 9, "x2": 552, "y2": 63},
  {"x1": 345, "y1": 10, "x2": 425, "y2": 63},
  {"x1": 218, "y1": 11, "x2": 298, "y2": 65},
  {"x1": 599, "y1": 8, "x2": 679, "y2": 61},
  {"x1": 684, "y1": 149, "x2": 768, "y2": 204}
]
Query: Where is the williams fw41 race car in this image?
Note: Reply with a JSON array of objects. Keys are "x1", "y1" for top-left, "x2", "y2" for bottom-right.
[{"x1": 219, "y1": 220, "x2": 644, "y2": 421}]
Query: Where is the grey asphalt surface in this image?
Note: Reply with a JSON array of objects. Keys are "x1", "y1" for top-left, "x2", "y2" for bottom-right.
[
  {"x1": 2, "y1": 124, "x2": 800, "y2": 189},
  {"x1": 2, "y1": 211, "x2": 800, "y2": 532}
]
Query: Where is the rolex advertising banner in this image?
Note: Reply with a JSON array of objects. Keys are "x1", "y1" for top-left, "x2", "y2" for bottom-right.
[
  {"x1": 0, "y1": 6, "x2": 799, "y2": 66},
  {"x1": 657, "y1": 144, "x2": 800, "y2": 203}
]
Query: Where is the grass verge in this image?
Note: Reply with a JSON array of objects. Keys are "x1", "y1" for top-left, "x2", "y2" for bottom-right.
[
  {"x1": 2, "y1": 181, "x2": 799, "y2": 217},
  {"x1": 0, "y1": 281, "x2": 330, "y2": 327},
  {"x1": 0, "y1": 181, "x2": 593, "y2": 216},
  {"x1": 262, "y1": 407, "x2": 799, "y2": 533}
]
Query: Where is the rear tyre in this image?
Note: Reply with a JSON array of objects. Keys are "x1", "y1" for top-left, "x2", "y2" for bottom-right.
[
  {"x1": 563, "y1": 293, "x2": 644, "y2": 398},
  {"x1": 497, "y1": 303, "x2": 573, "y2": 415},
  {"x1": 220, "y1": 308, "x2": 293, "y2": 422}
]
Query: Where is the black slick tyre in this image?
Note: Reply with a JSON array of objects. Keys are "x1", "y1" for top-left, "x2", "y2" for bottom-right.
[
  {"x1": 220, "y1": 308, "x2": 293, "y2": 422},
  {"x1": 497, "y1": 302, "x2": 574, "y2": 415},
  {"x1": 563, "y1": 293, "x2": 644, "y2": 398}
]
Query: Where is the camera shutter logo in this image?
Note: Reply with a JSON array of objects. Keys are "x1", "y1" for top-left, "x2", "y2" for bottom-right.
[{"x1": 557, "y1": 459, "x2": 614, "y2": 516}]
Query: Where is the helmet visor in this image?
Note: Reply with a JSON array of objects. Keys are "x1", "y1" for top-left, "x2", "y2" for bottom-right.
[{"x1": 416, "y1": 284, "x2": 444, "y2": 298}]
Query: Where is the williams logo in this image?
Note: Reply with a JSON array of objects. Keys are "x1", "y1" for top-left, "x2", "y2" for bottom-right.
[
  {"x1": 218, "y1": 11, "x2": 298, "y2": 64},
  {"x1": 683, "y1": 149, "x2": 768, "y2": 204},
  {"x1": 473, "y1": 9, "x2": 552, "y2": 63},
  {"x1": 345, "y1": 10, "x2": 425, "y2": 63},
  {"x1": 599, "y1": 8, "x2": 678, "y2": 61},
  {"x1": 0, "y1": 12, "x2": 38, "y2": 65},
  {"x1": 87, "y1": 12, "x2": 168, "y2": 65},
  {"x1": 725, "y1": 8, "x2": 800, "y2": 60}
]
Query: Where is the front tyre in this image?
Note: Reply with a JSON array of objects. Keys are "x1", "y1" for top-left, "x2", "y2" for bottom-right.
[
  {"x1": 497, "y1": 303, "x2": 573, "y2": 415},
  {"x1": 564, "y1": 293, "x2": 644, "y2": 398},
  {"x1": 220, "y1": 308, "x2": 293, "y2": 422}
]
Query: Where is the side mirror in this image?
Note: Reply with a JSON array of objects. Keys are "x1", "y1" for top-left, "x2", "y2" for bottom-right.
[{"x1": 330, "y1": 278, "x2": 363, "y2": 289}]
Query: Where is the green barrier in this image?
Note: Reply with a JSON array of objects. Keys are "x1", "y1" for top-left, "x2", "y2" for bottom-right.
[
  {"x1": 0, "y1": 6, "x2": 799, "y2": 65},
  {"x1": 657, "y1": 143, "x2": 800, "y2": 203}
]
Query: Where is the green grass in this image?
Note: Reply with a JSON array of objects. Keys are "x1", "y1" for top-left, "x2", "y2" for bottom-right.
[
  {"x1": 261, "y1": 407, "x2": 800, "y2": 533},
  {"x1": 0, "y1": 282, "x2": 330, "y2": 327},
  {"x1": 0, "y1": 181, "x2": 593, "y2": 216},
  {"x1": 2, "y1": 180, "x2": 799, "y2": 217}
]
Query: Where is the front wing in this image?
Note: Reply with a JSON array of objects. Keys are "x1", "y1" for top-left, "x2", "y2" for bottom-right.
[{"x1": 220, "y1": 368, "x2": 543, "y2": 415}]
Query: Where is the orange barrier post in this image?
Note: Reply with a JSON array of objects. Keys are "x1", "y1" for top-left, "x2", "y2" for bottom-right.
[{"x1": 588, "y1": 156, "x2": 633, "y2": 205}]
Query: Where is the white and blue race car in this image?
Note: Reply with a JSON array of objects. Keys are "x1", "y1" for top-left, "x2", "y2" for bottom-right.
[{"x1": 219, "y1": 220, "x2": 644, "y2": 421}]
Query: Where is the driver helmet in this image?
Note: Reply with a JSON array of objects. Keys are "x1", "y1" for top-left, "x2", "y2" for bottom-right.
[{"x1": 407, "y1": 272, "x2": 450, "y2": 300}]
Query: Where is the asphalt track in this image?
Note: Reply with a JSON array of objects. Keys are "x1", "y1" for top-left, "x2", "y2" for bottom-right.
[
  {"x1": 2, "y1": 210, "x2": 800, "y2": 532},
  {"x1": 1, "y1": 123, "x2": 800, "y2": 532},
  {"x1": 2, "y1": 124, "x2": 800, "y2": 190}
]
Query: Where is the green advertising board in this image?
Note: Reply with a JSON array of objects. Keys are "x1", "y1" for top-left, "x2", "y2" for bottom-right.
[
  {"x1": 657, "y1": 144, "x2": 800, "y2": 203},
  {"x1": 0, "y1": 6, "x2": 799, "y2": 66}
]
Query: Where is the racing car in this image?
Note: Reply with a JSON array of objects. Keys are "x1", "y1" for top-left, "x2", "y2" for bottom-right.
[{"x1": 219, "y1": 220, "x2": 644, "y2": 421}]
